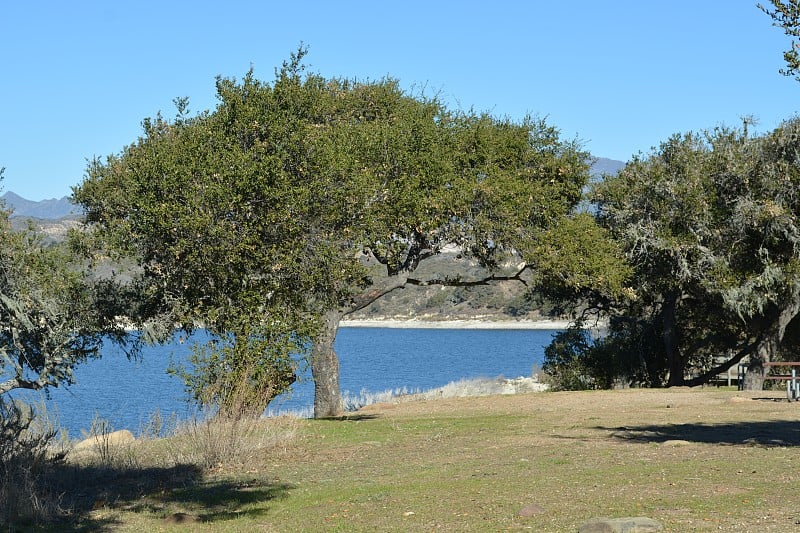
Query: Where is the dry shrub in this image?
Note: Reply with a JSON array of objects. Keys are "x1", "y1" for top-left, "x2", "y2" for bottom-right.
[
  {"x1": 163, "y1": 412, "x2": 299, "y2": 470},
  {"x1": 0, "y1": 398, "x2": 67, "y2": 527}
]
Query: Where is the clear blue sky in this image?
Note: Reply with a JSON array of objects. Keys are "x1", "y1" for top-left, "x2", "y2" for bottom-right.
[{"x1": 1, "y1": 1, "x2": 798, "y2": 200}]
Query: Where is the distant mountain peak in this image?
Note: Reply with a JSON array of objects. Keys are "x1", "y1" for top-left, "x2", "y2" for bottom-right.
[
  {"x1": 1, "y1": 192, "x2": 80, "y2": 220},
  {"x1": 590, "y1": 157, "x2": 625, "y2": 178}
]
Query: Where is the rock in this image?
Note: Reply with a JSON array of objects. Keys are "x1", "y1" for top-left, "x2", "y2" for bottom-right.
[
  {"x1": 517, "y1": 504, "x2": 545, "y2": 517},
  {"x1": 660, "y1": 439, "x2": 691, "y2": 447},
  {"x1": 73, "y1": 429, "x2": 135, "y2": 451},
  {"x1": 578, "y1": 517, "x2": 663, "y2": 532}
]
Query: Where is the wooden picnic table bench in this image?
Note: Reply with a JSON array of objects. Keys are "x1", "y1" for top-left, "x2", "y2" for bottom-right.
[{"x1": 738, "y1": 361, "x2": 800, "y2": 400}]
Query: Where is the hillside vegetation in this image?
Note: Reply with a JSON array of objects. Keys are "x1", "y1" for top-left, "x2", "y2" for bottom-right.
[{"x1": 348, "y1": 250, "x2": 554, "y2": 322}]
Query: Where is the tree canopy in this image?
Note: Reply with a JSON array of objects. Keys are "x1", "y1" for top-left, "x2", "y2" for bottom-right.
[{"x1": 74, "y1": 49, "x2": 618, "y2": 417}]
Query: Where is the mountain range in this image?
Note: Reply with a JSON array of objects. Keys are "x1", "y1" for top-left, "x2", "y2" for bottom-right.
[
  {"x1": 1, "y1": 192, "x2": 80, "y2": 220},
  {"x1": 2, "y1": 158, "x2": 626, "y2": 221}
]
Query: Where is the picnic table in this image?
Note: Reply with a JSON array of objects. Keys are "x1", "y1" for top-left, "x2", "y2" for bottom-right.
[{"x1": 738, "y1": 361, "x2": 800, "y2": 400}]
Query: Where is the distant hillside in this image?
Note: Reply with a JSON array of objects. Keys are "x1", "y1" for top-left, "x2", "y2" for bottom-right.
[
  {"x1": 1, "y1": 192, "x2": 80, "y2": 220},
  {"x1": 590, "y1": 157, "x2": 625, "y2": 179}
]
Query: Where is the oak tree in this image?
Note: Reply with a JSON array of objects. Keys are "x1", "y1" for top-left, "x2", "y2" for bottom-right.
[
  {"x1": 75, "y1": 49, "x2": 600, "y2": 417},
  {"x1": 557, "y1": 120, "x2": 800, "y2": 389},
  {"x1": 760, "y1": 0, "x2": 800, "y2": 80}
]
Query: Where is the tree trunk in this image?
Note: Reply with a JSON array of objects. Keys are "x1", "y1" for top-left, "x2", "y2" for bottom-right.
[
  {"x1": 311, "y1": 309, "x2": 344, "y2": 418},
  {"x1": 742, "y1": 301, "x2": 800, "y2": 390},
  {"x1": 662, "y1": 292, "x2": 685, "y2": 387},
  {"x1": 742, "y1": 338, "x2": 773, "y2": 391},
  {"x1": 310, "y1": 274, "x2": 410, "y2": 418}
]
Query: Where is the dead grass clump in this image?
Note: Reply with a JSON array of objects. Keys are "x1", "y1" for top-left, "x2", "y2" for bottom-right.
[
  {"x1": 0, "y1": 399, "x2": 68, "y2": 527},
  {"x1": 162, "y1": 413, "x2": 300, "y2": 469}
]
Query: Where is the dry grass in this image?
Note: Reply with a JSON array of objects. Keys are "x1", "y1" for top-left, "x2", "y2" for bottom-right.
[
  {"x1": 157, "y1": 414, "x2": 301, "y2": 470},
  {"x1": 36, "y1": 388, "x2": 800, "y2": 531}
]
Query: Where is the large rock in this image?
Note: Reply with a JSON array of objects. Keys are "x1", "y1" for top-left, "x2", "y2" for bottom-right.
[
  {"x1": 73, "y1": 429, "x2": 135, "y2": 451},
  {"x1": 578, "y1": 517, "x2": 663, "y2": 533}
]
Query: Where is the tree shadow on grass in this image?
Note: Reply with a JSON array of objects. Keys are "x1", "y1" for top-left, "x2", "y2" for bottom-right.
[
  {"x1": 35, "y1": 461, "x2": 292, "y2": 531},
  {"x1": 325, "y1": 413, "x2": 380, "y2": 421},
  {"x1": 598, "y1": 420, "x2": 800, "y2": 447},
  {"x1": 163, "y1": 478, "x2": 292, "y2": 523}
]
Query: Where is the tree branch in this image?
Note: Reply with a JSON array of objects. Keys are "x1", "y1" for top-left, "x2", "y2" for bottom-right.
[
  {"x1": 342, "y1": 263, "x2": 531, "y2": 318},
  {"x1": 407, "y1": 264, "x2": 530, "y2": 288},
  {"x1": 343, "y1": 274, "x2": 410, "y2": 316},
  {"x1": 684, "y1": 340, "x2": 759, "y2": 387}
]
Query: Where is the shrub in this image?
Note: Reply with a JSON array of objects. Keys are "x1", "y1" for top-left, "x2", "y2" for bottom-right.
[
  {"x1": 541, "y1": 325, "x2": 597, "y2": 390},
  {"x1": 0, "y1": 398, "x2": 66, "y2": 527},
  {"x1": 542, "y1": 320, "x2": 667, "y2": 390},
  {"x1": 163, "y1": 413, "x2": 299, "y2": 469},
  {"x1": 170, "y1": 325, "x2": 299, "y2": 420}
]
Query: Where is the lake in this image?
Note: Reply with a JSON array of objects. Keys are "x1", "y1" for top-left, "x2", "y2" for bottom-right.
[{"x1": 15, "y1": 326, "x2": 560, "y2": 437}]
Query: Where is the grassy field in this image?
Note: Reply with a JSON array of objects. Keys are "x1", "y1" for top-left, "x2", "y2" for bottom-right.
[{"x1": 48, "y1": 388, "x2": 800, "y2": 531}]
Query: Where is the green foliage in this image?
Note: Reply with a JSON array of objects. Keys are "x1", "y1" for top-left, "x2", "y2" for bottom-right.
[
  {"x1": 0, "y1": 168, "x2": 132, "y2": 524},
  {"x1": 760, "y1": 0, "x2": 800, "y2": 80},
  {"x1": 542, "y1": 321, "x2": 662, "y2": 391},
  {"x1": 541, "y1": 325, "x2": 596, "y2": 390},
  {"x1": 171, "y1": 319, "x2": 302, "y2": 419},
  {"x1": 562, "y1": 118, "x2": 800, "y2": 388},
  {"x1": 0, "y1": 191, "x2": 127, "y2": 395},
  {"x1": 526, "y1": 212, "x2": 632, "y2": 307}
]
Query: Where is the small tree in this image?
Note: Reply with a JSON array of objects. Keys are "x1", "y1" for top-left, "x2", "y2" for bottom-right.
[
  {"x1": 0, "y1": 169, "x2": 130, "y2": 526},
  {"x1": 170, "y1": 317, "x2": 301, "y2": 419}
]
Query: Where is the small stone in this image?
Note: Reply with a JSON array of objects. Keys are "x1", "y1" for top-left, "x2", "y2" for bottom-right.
[
  {"x1": 660, "y1": 439, "x2": 691, "y2": 447},
  {"x1": 578, "y1": 517, "x2": 663, "y2": 533},
  {"x1": 517, "y1": 504, "x2": 545, "y2": 517}
]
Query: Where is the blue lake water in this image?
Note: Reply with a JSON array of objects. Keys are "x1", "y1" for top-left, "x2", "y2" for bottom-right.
[{"x1": 15, "y1": 326, "x2": 560, "y2": 437}]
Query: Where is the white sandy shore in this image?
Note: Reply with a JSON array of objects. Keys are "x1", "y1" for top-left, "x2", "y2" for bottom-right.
[{"x1": 340, "y1": 318, "x2": 572, "y2": 330}]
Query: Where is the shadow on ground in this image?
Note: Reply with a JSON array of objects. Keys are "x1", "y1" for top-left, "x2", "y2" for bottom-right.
[
  {"x1": 330, "y1": 413, "x2": 380, "y2": 421},
  {"x1": 29, "y1": 462, "x2": 291, "y2": 531},
  {"x1": 600, "y1": 420, "x2": 800, "y2": 447}
]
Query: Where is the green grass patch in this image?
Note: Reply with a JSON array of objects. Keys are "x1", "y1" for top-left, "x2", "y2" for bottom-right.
[{"x1": 28, "y1": 388, "x2": 800, "y2": 531}]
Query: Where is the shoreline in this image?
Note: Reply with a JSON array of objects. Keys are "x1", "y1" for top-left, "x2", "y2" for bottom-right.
[{"x1": 340, "y1": 318, "x2": 572, "y2": 330}]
